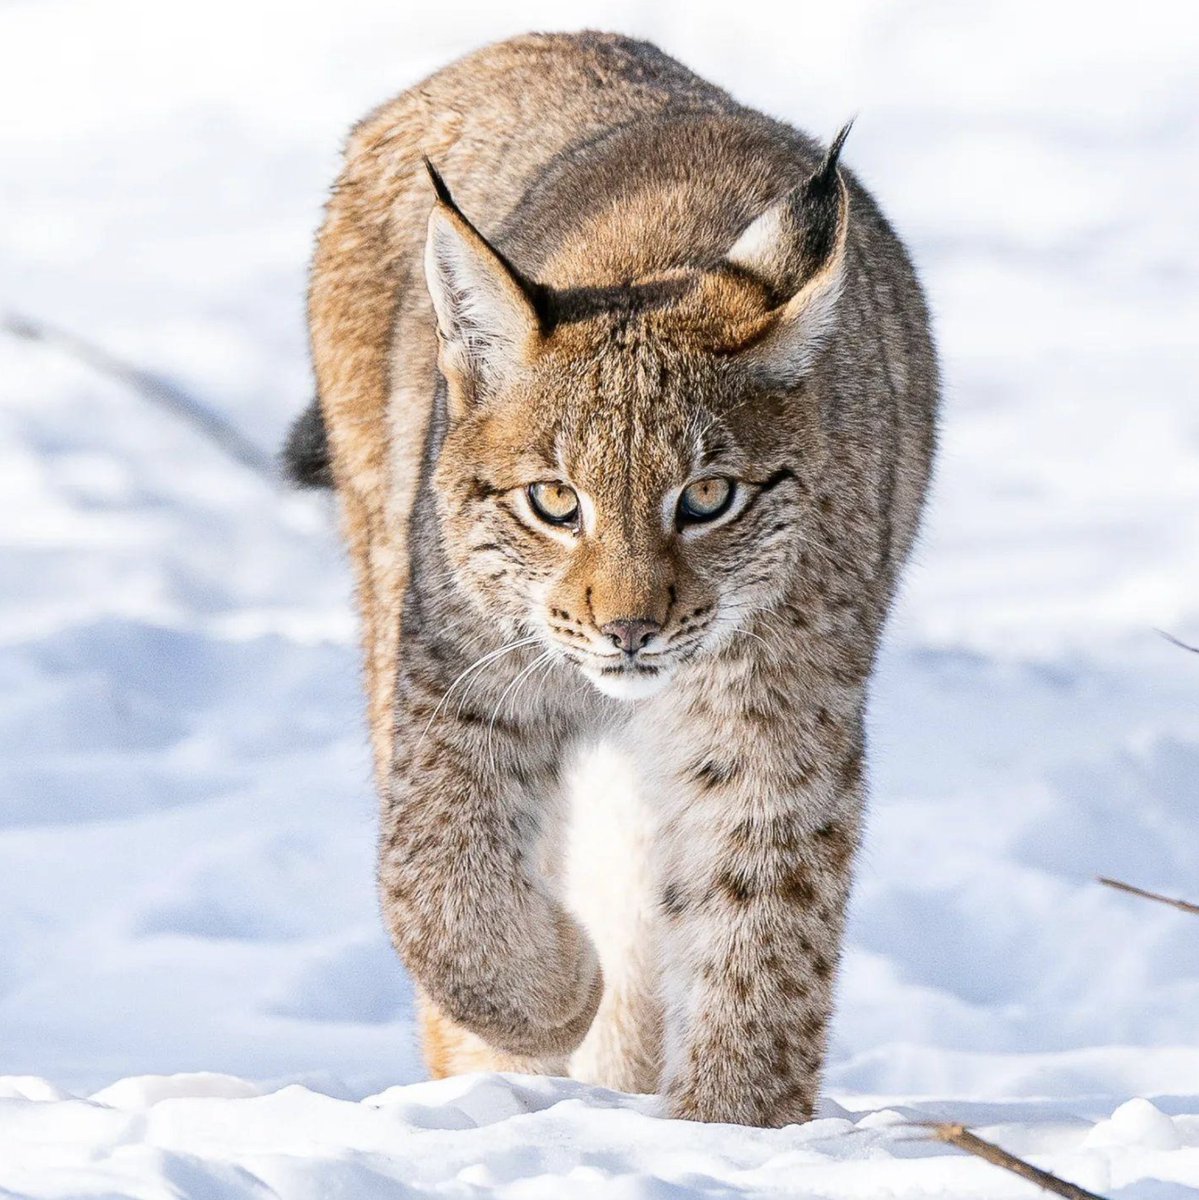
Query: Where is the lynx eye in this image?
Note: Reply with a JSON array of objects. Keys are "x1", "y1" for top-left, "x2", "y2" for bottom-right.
[
  {"x1": 678, "y1": 477, "x2": 734, "y2": 525},
  {"x1": 527, "y1": 481, "x2": 580, "y2": 526}
]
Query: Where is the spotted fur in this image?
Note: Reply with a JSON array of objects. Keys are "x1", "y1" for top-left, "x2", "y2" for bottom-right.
[{"x1": 306, "y1": 31, "x2": 937, "y2": 1126}]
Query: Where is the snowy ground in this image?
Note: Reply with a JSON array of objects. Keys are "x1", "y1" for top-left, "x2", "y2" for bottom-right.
[
  {"x1": 1, "y1": 0, "x2": 1197, "y2": 1196},
  {"x1": 5, "y1": 1073, "x2": 1199, "y2": 1200}
]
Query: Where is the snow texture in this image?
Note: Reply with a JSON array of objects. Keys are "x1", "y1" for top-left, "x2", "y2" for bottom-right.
[{"x1": 1, "y1": 0, "x2": 1197, "y2": 1196}]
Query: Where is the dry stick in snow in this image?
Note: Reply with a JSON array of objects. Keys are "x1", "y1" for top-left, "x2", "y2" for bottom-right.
[
  {"x1": 1158, "y1": 630, "x2": 1198, "y2": 655},
  {"x1": 928, "y1": 1123, "x2": 1108, "y2": 1200},
  {"x1": 3, "y1": 311, "x2": 278, "y2": 481},
  {"x1": 1098, "y1": 876, "x2": 1199, "y2": 916}
]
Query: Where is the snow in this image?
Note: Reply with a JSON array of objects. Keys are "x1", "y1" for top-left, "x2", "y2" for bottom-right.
[
  {"x1": 4, "y1": 1073, "x2": 1199, "y2": 1199},
  {"x1": 1, "y1": 0, "x2": 1197, "y2": 1195}
]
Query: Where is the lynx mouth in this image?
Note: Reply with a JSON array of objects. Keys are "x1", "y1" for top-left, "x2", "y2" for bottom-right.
[{"x1": 581, "y1": 661, "x2": 673, "y2": 700}]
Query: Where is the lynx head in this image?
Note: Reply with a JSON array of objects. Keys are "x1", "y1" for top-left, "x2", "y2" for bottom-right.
[{"x1": 425, "y1": 128, "x2": 851, "y2": 700}]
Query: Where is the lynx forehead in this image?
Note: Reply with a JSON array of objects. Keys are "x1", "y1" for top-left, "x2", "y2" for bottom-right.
[{"x1": 301, "y1": 30, "x2": 937, "y2": 1126}]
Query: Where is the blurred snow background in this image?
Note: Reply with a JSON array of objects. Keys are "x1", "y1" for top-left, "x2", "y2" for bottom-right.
[{"x1": 1, "y1": 0, "x2": 1197, "y2": 1122}]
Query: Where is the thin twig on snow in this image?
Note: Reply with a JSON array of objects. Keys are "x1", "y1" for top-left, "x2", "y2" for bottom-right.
[
  {"x1": 926, "y1": 1122, "x2": 1108, "y2": 1200},
  {"x1": 1157, "y1": 629, "x2": 1198, "y2": 654},
  {"x1": 3, "y1": 310, "x2": 277, "y2": 480},
  {"x1": 1098, "y1": 876, "x2": 1199, "y2": 916}
]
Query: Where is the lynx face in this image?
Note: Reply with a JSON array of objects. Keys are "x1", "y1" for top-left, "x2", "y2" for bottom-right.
[
  {"x1": 434, "y1": 321, "x2": 815, "y2": 700},
  {"x1": 424, "y1": 145, "x2": 849, "y2": 700}
]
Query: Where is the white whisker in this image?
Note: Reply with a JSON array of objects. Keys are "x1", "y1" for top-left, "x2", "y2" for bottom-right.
[
  {"x1": 486, "y1": 650, "x2": 554, "y2": 775},
  {"x1": 411, "y1": 635, "x2": 541, "y2": 756}
]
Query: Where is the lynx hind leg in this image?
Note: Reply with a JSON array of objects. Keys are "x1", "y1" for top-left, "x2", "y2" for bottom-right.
[
  {"x1": 418, "y1": 991, "x2": 567, "y2": 1078},
  {"x1": 564, "y1": 745, "x2": 664, "y2": 1094}
]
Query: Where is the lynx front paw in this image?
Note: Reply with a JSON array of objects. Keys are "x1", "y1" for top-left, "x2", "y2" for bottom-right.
[
  {"x1": 667, "y1": 1089, "x2": 816, "y2": 1123},
  {"x1": 667, "y1": 1075, "x2": 816, "y2": 1128},
  {"x1": 494, "y1": 923, "x2": 605, "y2": 1057},
  {"x1": 414, "y1": 909, "x2": 604, "y2": 1060}
]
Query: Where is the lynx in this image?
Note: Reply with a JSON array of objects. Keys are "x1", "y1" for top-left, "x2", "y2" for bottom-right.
[{"x1": 295, "y1": 31, "x2": 937, "y2": 1126}]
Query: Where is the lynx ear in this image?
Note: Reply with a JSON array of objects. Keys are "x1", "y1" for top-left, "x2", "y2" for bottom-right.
[
  {"x1": 423, "y1": 159, "x2": 540, "y2": 400},
  {"x1": 726, "y1": 122, "x2": 853, "y2": 378}
]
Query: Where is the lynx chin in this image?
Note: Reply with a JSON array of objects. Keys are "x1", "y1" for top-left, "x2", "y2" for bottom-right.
[{"x1": 294, "y1": 31, "x2": 938, "y2": 1127}]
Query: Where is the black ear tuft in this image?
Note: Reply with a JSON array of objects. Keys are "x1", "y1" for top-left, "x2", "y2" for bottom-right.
[
  {"x1": 423, "y1": 156, "x2": 455, "y2": 208},
  {"x1": 818, "y1": 119, "x2": 855, "y2": 184},
  {"x1": 282, "y1": 397, "x2": 333, "y2": 489},
  {"x1": 804, "y1": 119, "x2": 854, "y2": 206},
  {"x1": 786, "y1": 120, "x2": 854, "y2": 290}
]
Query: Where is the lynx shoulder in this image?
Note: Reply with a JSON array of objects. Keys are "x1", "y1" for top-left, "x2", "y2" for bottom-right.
[{"x1": 303, "y1": 30, "x2": 937, "y2": 1126}]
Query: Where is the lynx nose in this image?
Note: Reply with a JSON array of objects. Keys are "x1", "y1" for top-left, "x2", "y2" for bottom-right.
[{"x1": 602, "y1": 618, "x2": 661, "y2": 656}]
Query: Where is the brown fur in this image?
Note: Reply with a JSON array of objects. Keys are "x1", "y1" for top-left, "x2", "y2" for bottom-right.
[{"x1": 307, "y1": 32, "x2": 937, "y2": 1123}]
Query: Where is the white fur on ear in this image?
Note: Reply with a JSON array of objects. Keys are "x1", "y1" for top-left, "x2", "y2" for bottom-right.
[
  {"x1": 727, "y1": 204, "x2": 792, "y2": 293},
  {"x1": 737, "y1": 225, "x2": 848, "y2": 379},
  {"x1": 422, "y1": 168, "x2": 539, "y2": 393}
]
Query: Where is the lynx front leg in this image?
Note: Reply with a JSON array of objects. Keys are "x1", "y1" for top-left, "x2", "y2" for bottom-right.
[
  {"x1": 379, "y1": 678, "x2": 602, "y2": 1063},
  {"x1": 651, "y1": 684, "x2": 864, "y2": 1126}
]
